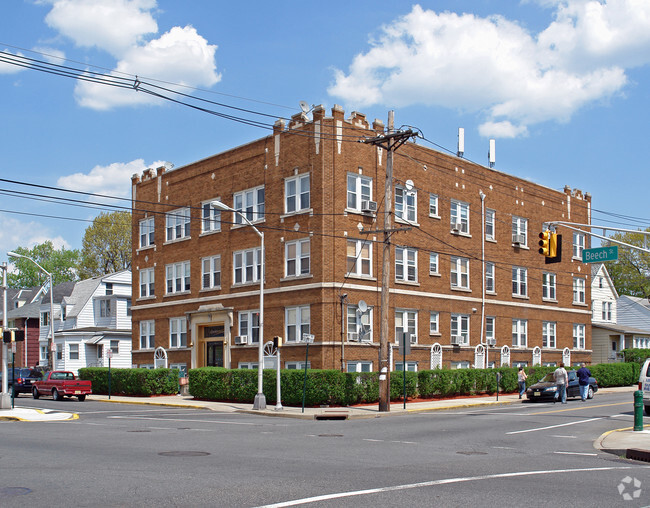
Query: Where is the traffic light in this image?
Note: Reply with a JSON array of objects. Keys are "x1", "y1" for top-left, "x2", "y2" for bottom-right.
[
  {"x1": 2, "y1": 330, "x2": 10, "y2": 343},
  {"x1": 14, "y1": 330, "x2": 25, "y2": 342},
  {"x1": 273, "y1": 336, "x2": 283, "y2": 349},
  {"x1": 545, "y1": 233, "x2": 562, "y2": 265},
  {"x1": 539, "y1": 230, "x2": 551, "y2": 256}
]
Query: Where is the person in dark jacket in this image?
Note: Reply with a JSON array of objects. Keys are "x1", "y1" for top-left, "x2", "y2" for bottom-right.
[{"x1": 577, "y1": 363, "x2": 592, "y2": 401}]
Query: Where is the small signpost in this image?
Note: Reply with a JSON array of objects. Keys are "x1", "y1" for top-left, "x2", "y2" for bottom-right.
[
  {"x1": 582, "y1": 245, "x2": 618, "y2": 263},
  {"x1": 107, "y1": 349, "x2": 113, "y2": 400},
  {"x1": 400, "y1": 333, "x2": 411, "y2": 409},
  {"x1": 301, "y1": 334, "x2": 314, "y2": 413}
]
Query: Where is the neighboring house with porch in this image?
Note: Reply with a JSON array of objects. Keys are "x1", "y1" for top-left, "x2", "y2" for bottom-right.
[{"x1": 45, "y1": 271, "x2": 132, "y2": 374}]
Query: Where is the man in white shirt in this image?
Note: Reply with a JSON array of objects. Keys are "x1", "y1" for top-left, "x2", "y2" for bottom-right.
[{"x1": 553, "y1": 362, "x2": 568, "y2": 404}]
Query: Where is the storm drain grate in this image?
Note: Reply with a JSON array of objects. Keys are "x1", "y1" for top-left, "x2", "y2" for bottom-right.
[
  {"x1": 158, "y1": 451, "x2": 210, "y2": 457},
  {"x1": 626, "y1": 448, "x2": 650, "y2": 462},
  {"x1": 315, "y1": 411, "x2": 349, "y2": 421}
]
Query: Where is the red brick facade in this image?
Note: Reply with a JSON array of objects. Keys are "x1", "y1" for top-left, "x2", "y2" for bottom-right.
[{"x1": 131, "y1": 105, "x2": 592, "y2": 373}]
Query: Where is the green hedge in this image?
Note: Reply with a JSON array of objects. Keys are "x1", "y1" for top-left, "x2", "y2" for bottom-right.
[
  {"x1": 589, "y1": 362, "x2": 639, "y2": 387},
  {"x1": 78, "y1": 367, "x2": 179, "y2": 396},
  {"x1": 621, "y1": 348, "x2": 650, "y2": 365}
]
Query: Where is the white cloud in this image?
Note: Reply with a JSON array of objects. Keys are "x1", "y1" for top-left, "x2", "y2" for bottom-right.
[
  {"x1": 0, "y1": 49, "x2": 26, "y2": 74},
  {"x1": 329, "y1": 1, "x2": 650, "y2": 138},
  {"x1": 33, "y1": 46, "x2": 66, "y2": 64},
  {"x1": 57, "y1": 158, "x2": 166, "y2": 197},
  {"x1": 44, "y1": 0, "x2": 158, "y2": 58},
  {"x1": 74, "y1": 26, "x2": 221, "y2": 110},
  {"x1": 0, "y1": 214, "x2": 70, "y2": 252}
]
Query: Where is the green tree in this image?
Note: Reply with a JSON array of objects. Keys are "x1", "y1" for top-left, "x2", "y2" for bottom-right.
[
  {"x1": 78, "y1": 211, "x2": 132, "y2": 278},
  {"x1": 604, "y1": 228, "x2": 650, "y2": 298},
  {"x1": 8, "y1": 241, "x2": 80, "y2": 287}
]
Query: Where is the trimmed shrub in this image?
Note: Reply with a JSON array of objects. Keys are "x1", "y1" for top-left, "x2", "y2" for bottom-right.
[
  {"x1": 79, "y1": 367, "x2": 179, "y2": 396},
  {"x1": 621, "y1": 348, "x2": 650, "y2": 365}
]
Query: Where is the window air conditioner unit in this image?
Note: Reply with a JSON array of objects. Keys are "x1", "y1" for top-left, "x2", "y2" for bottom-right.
[
  {"x1": 348, "y1": 333, "x2": 359, "y2": 342},
  {"x1": 512, "y1": 234, "x2": 526, "y2": 245},
  {"x1": 361, "y1": 200, "x2": 378, "y2": 213},
  {"x1": 450, "y1": 335, "x2": 463, "y2": 345},
  {"x1": 410, "y1": 334, "x2": 417, "y2": 344},
  {"x1": 452, "y1": 222, "x2": 463, "y2": 233},
  {"x1": 235, "y1": 335, "x2": 248, "y2": 345},
  {"x1": 486, "y1": 338, "x2": 496, "y2": 346}
]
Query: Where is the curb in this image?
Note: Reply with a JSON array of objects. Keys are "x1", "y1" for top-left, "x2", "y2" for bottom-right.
[{"x1": 594, "y1": 426, "x2": 633, "y2": 457}]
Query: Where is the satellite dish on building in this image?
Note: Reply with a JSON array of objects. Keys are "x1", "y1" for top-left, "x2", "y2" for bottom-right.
[
  {"x1": 299, "y1": 101, "x2": 310, "y2": 113},
  {"x1": 358, "y1": 300, "x2": 368, "y2": 313},
  {"x1": 405, "y1": 179, "x2": 414, "y2": 192}
]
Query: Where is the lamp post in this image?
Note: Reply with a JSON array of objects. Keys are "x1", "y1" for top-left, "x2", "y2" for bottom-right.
[
  {"x1": 1, "y1": 262, "x2": 10, "y2": 409},
  {"x1": 211, "y1": 201, "x2": 266, "y2": 410},
  {"x1": 8, "y1": 252, "x2": 55, "y2": 370}
]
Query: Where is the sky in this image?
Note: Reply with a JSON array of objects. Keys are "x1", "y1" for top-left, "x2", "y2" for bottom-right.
[{"x1": 1, "y1": 0, "x2": 649, "y2": 260}]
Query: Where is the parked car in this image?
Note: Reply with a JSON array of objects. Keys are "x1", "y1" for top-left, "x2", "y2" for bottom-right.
[
  {"x1": 639, "y1": 358, "x2": 650, "y2": 416},
  {"x1": 0, "y1": 368, "x2": 43, "y2": 397},
  {"x1": 526, "y1": 370, "x2": 598, "y2": 402},
  {"x1": 32, "y1": 371, "x2": 92, "y2": 402}
]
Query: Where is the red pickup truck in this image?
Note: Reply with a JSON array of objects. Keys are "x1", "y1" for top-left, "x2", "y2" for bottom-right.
[{"x1": 32, "y1": 371, "x2": 92, "y2": 402}]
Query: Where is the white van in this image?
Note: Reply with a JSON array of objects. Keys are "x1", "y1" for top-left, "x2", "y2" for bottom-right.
[{"x1": 640, "y1": 358, "x2": 650, "y2": 416}]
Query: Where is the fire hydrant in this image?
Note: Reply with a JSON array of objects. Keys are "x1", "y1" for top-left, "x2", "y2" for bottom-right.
[{"x1": 634, "y1": 390, "x2": 644, "y2": 431}]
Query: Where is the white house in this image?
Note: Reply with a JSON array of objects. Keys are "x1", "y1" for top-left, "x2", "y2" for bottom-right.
[{"x1": 42, "y1": 271, "x2": 132, "y2": 374}]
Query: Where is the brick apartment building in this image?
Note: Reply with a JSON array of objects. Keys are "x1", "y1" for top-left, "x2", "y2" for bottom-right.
[{"x1": 130, "y1": 104, "x2": 592, "y2": 375}]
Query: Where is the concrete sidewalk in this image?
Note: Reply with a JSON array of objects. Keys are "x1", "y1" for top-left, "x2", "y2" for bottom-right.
[{"x1": 2, "y1": 386, "x2": 647, "y2": 461}]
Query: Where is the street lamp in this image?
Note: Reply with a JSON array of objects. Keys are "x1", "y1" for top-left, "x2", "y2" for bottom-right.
[
  {"x1": 7, "y1": 252, "x2": 55, "y2": 370},
  {"x1": 211, "y1": 201, "x2": 266, "y2": 410}
]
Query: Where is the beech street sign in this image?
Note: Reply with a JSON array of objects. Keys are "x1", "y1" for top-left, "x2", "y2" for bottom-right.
[{"x1": 582, "y1": 245, "x2": 618, "y2": 263}]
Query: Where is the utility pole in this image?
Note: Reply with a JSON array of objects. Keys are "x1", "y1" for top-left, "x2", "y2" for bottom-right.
[{"x1": 360, "y1": 111, "x2": 415, "y2": 412}]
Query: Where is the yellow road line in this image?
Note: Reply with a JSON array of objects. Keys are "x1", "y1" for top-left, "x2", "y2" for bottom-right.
[{"x1": 531, "y1": 401, "x2": 630, "y2": 415}]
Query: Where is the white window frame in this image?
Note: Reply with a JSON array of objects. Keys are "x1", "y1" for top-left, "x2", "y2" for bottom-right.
[
  {"x1": 347, "y1": 305, "x2": 373, "y2": 342},
  {"x1": 511, "y1": 216, "x2": 528, "y2": 246},
  {"x1": 285, "y1": 238, "x2": 310, "y2": 278},
  {"x1": 512, "y1": 266, "x2": 527, "y2": 297},
  {"x1": 346, "y1": 239, "x2": 372, "y2": 277},
  {"x1": 166, "y1": 261, "x2": 190, "y2": 294},
  {"x1": 450, "y1": 256, "x2": 470, "y2": 289},
  {"x1": 485, "y1": 209, "x2": 495, "y2": 241},
  {"x1": 450, "y1": 314, "x2": 470, "y2": 345},
  {"x1": 512, "y1": 319, "x2": 527, "y2": 348},
  {"x1": 234, "y1": 186, "x2": 265, "y2": 225},
  {"x1": 347, "y1": 361, "x2": 372, "y2": 373},
  {"x1": 286, "y1": 361, "x2": 311, "y2": 370},
  {"x1": 41, "y1": 311, "x2": 49, "y2": 327},
  {"x1": 238, "y1": 310, "x2": 260, "y2": 344},
  {"x1": 429, "y1": 193, "x2": 439, "y2": 218},
  {"x1": 347, "y1": 173, "x2": 372, "y2": 212},
  {"x1": 169, "y1": 317, "x2": 187, "y2": 348},
  {"x1": 395, "y1": 246, "x2": 417, "y2": 282},
  {"x1": 486, "y1": 262, "x2": 495, "y2": 293},
  {"x1": 573, "y1": 277, "x2": 586, "y2": 304},
  {"x1": 429, "y1": 252, "x2": 439, "y2": 276},
  {"x1": 573, "y1": 232, "x2": 585, "y2": 259},
  {"x1": 233, "y1": 247, "x2": 262, "y2": 285},
  {"x1": 450, "y1": 200, "x2": 469, "y2": 234},
  {"x1": 285, "y1": 305, "x2": 310, "y2": 343},
  {"x1": 429, "y1": 311, "x2": 439, "y2": 335},
  {"x1": 395, "y1": 186, "x2": 417, "y2": 223},
  {"x1": 98, "y1": 298, "x2": 112, "y2": 318},
  {"x1": 542, "y1": 321, "x2": 556, "y2": 349},
  {"x1": 395, "y1": 309, "x2": 417, "y2": 344},
  {"x1": 602, "y1": 301, "x2": 612, "y2": 321},
  {"x1": 139, "y1": 216, "x2": 155, "y2": 248},
  {"x1": 395, "y1": 361, "x2": 418, "y2": 372},
  {"x1": 285, "y1": 174, "x2": 310, "y2": 214},
  {"x1": 69, "y1": 343, "x2": 79, "y2": 360},
  {"x1": 166, "y1": 207, "x2": 191, "y2": 242},
  {"x1": 485, "y1": 316, "x2": 495, "y2": 343},
  {"x1": 140, "y1": 320, "x2": 155, "y2": 350},
  {"x1": 201, "y1": 201, "x2": 221, "y2": 234},
  {"x1": 202, "y1": 255, "x2": 221, "y2": 290},
  {"x1": 573, "y1": 323, "x2": 586, "y2": 350},
  {"x1": 139, "y1": 268, "x2": 154, "y2": 298},
  {"x1": 542, "y1": 272, "x2": 556, "y2": 300}
]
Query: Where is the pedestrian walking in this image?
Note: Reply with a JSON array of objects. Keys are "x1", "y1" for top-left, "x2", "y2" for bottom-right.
[
  {"x1": 518, "y1": 367, "x2": 527, "y2": 399},
  {"x1": 553, "y1": 362, "x2": 568, "y2": 404},
  {"x1": 577, "y1": 362, "x2": 592, "y2": 401}
]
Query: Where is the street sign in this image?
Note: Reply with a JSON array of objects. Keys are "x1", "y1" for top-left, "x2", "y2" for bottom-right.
[
  {"x1": 398, "y1": 333, "x2": 411, "y2": 356},
  {"x1": 582, "y1": 245, "x2": 618, "y2": 263},
  {"x1": 301, "y1": 333, "x2": 314, "y2": 343}
]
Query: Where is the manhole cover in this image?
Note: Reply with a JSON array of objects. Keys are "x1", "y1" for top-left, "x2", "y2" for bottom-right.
[
  {"x1": 318, "y1": 434, "x2": 344, "y2": 438},
  {"x1": 457, "y1": 451, "x2": 488, "y2": 455},
  {"x1": 0, "y1": 487, "x2": 32, "y2": 497},
  {"x1": 158, "y1": 451, "x2": 210, "y2": 457}
]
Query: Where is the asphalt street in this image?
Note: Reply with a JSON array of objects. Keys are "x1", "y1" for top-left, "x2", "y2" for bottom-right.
[{"x1": 1, "y1": 390, "x2": 649, "y2": 507}]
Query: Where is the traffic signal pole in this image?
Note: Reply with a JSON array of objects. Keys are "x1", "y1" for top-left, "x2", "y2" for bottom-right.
[{"x1": 1, "y1": 263, "x2": 10, "y2": 410}]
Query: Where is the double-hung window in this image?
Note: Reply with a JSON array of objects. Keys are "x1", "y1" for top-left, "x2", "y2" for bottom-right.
[
  {"x1": 429, "y1": 252, "x2": 439, "y2": 275},
  {"x1": 485, "y1": 209, "x2": 495, "y2": 240},
  {"x1": 450, "y1": 314, "x2": 469, "y2": 345},
  {"x1": 99, "y1": 299, "x2": 111, "y2": 318},
  {"x1": 347, "y1": 239, "x2": 372, "y2": 277},
  {"x1": 395, "y1": 309, "x2": 417, "y2": 344},
  {"x1": 347, "y1": 173, "x2": 372, "y2": 211},
  {"x1": 233, "y1": 248, "x2": 262, "y2": 285},
  {"x1": 542, "y1": 272, "x2": 556, "y2": 300},
  {"x1": 430, "y1": 311, "x2": 439, "y2": 334},
  {"x1": 139, "y1": 268, "x2": 154, "y2": 298},
  {"x1": 166, "y1": 261, "x2": 190, "y2": 294},
  {"x1": 169, "y1": 317, "x2": 187, "y2": 348},
  {"x1": 69, "y1": 344, "x2": 79, "y2": 360},
  {"x1": 395, "y1": 247, "x2": 417, "y2": 282},
  {"x1": 602, "y1": 301, "x2": 612, "y2": 321},
  {"x1": 485, "y1": 317, "x2": 495, "y2": 343},
  {"x1": 512, "y1": 319, "x2": 527, "y2": 347},
  {"x1": 450, "y1": 200, "x2": 469, "y2": 233},
  {"x1": 573, "y1": 324, "x2": 585, "y2": 349},
  {"x1": 348, "y1": 361, "x2": 372, "y2": 373},
  {"x1": 542, "y1": 321, "x2": 556, "y2": 348},
  {"x1": 202, "y1": 255, "x2": 221, "y2": 289},
  {"x1": 285, "y1": 238, "x2": 310, "y2": 277},
  {"x1": 573, "y1": 277, "x2": 586, "y2": 304},
  {"x1": 429, "y1": 193, "x2": 439, "y2": 217},
  {"x1": 347, "y1": 305, "x2": 372, "y2": 342},
  {"x1": 395, "y1": 186, "x2": 416, "y2": 223},
  {"x1": 238, "y1": 310, "x2": 260, "y2": 344},
  {"x1": 450, "y1": 256, "x2": 469, "y2": 289},
  {"x1": 201, "y1": 201, "x2": 221, "y2": 234},
  {"x1": 166, "y1": 207, "x2": 191, "y2": 242},
  {"x1": 285, "y1": 174, "x2": 310, "y2": 214},
  {"x1": 486, "y1": 262, "x2": 495, "y2": 293},
  {"x1": 234, "y1": 186, "x2": 265, "y2": 224},
  {"x1": 511, "y1": 216, "x2": 528, "y2": 245},
  {"x1": 512, "y1": 267, "x2": 527, "y2": 297},
  {"x1": 140, "y1": 320, "x2": 155, "y2": 349},
  {"x1": 139, "y1": 216, "x2": 155, "y2": 248},
  {"x1": 286, "y1": 305, "x2": 310, "y2": 343},
  {"x1": 573, "y1": 232, "x2": 585, "y2": 259}
]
